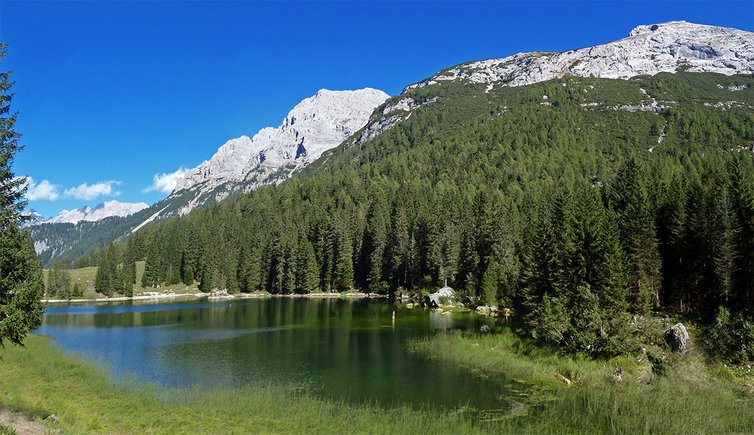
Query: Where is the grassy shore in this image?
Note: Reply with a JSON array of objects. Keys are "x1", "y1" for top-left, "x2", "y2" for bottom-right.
[
  {"x1": 43, "y1": 262, "x2": 383, "y2": 303},
  {"x1": 5, "y1": 325, "x2": 754, "y2": 433},
  {"x1": 43, "y1": 261, "x2": 200, "y2": 300},
  {"x1": 0, "y1": 335, "x2": 484, "y2": 434},
  {"x1": 410, "y1": 329, "x2": 754, "y2": 433}
]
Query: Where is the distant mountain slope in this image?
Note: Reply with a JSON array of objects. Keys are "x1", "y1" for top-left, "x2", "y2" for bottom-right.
[
  {"x1": 170, "y1": 88, "x2": 389, "y2": 215},
  {"x1": 129, "y1": 70, "x2": 754, "y2": 298},
  {"x1": 28, "y1": 88, "x2": 389, "y2": 266},
  {"x1": 44, "y1": 200, "x2": 148, "y2": 224},
  {"x1": 29, "y1": 21, "x2": 754, "y2": 267}
]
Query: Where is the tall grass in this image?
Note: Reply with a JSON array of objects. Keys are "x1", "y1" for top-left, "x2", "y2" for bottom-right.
[
  {"x1": 5, "y1": 331, "x2": 754, "y2": 433},
  {"x1": 410, "y1": 329, "x2": 754, "y2": 434},
  {"x1": 0, "y1": 335, "x2": 483, "y2": 434}
]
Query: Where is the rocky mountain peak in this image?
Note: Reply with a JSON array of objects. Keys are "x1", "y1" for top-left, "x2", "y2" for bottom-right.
[
  {"x1": 171, "y1": 88, "x2": 389, "y2": 209},
  {"x1": 406, "y1": 21, "x2": 754, "y2": 91},
  {"x1": 43, "y1": 200, "x2": 149, "y2": 225}
]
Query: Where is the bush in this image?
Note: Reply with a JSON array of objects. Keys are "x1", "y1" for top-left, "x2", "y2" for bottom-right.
[
  {"x1": 647, "y1": 351, "x2": 668, "y2": 376},
  {"x1": 707, "y1": 306, "x2": 754, "y2": 364}
]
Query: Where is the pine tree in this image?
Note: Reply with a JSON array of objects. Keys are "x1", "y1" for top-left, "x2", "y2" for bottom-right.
[
  {"x1": 364, "y1": 199, "x2": 388, "y2": 293},
  {"x1": 388, "y1": 207, "x2": 412, "y2": 289},
  {"x1": 297, "y1": 240, "x2": 319, "y2": 294},
  {"x1": 47, "y1": 261, "x2": 61, "y2": 297},
  {"x1": 95, "y1": 245, "x2": 119, "y2": 296},
  {"x1": 333, "y1": 218, "x2": 354, "y2": 291},
  {"x1": 656, "y1": 176, "x2": 688, "y2": 310},
  {"x1": 71, "y1": 282, "x2": 83, "y2": 298},
  {"x1": 142, "y1": 241, "x2": 161, "y2": 288},
  {"x1": 610, "y1": 160, "x2": 661, "y2": 313},
  {"x1": 729, "y1": 157, "x2": 754, "y2": 313},
  {"x1": 0, "y1": 43, "x2": 44, "y2": 345},
  {"x1": 479, "y1": 257, "x2": 499, "y2": 306}
]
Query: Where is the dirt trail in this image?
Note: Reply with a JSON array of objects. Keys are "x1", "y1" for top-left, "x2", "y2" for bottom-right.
[{"x1": 0, "y1": 408, "x2": 52, "y2": 434}]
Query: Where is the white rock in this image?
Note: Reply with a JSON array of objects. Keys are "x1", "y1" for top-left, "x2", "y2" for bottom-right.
[
  {"x1": 406, "y1": 21, "x2": 754, "y2": 91},
  {"x1": 173, "y1": 88, "x2": 389, "y2": 202},
  {"x1": 33, "y1": 240, "x2": 49, "y2": 255}
]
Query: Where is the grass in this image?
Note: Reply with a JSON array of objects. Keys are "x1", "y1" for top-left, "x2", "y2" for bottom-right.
[
  {"x1": 133, "y1": 261, "x2": 199, "y2": 296},
  {"x1": 43, "y1": 266, "x2": 99, "y2": 298},
  {"x1": 409, "y1": 328, "x2": 754, "y2": 433},
  {"x1": 6, "y1": 324, "x2": 754, "y2": 433},
  {"x1": 43, "y1": 261, "x2": 200, "y2": 300},
  {"x1": 0, "y1": 335, "x2": 485, "y2": 434}
]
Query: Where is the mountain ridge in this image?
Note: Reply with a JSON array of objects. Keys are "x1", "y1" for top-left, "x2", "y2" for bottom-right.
[
  {"x1": 170, "y1": 88, "x2": 389, "y2": 215},
  {"x1": 406, "y1": 21, "x2": 753, "y2": 92},
  {"x1": 42, "y1": 200, "x2": 149, "y2": 225},
  {"x1": 27, "y1": 21, "x2": 754, "y2": 266}
]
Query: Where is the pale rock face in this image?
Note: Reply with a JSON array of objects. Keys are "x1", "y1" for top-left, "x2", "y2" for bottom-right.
[
  {"x1": 45, "y1": 200, "x2": 149, "y2": 224},
  {"x1": 173, "y1": 88, "x2": 390, "y2": 196},
  {"x1": 406, "y1": 21, "x2": 754, "y2": 91},
  {"x1": 33, "y1": 240, "x2": 49, "y2": 256},
  {"x1": 356, "y1": 96, "x2": 437, "y2": 145}
]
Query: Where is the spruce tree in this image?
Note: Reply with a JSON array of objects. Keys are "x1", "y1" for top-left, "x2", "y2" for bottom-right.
[
  {"x1": 479, "y1": 257, "x2": 499, "y2": 306},
  {"x1": 364, "y1": 199, "x2": 387, "y2": 293},
  {"x1": 610, "y1": 160, "x2": 661, "y2": 313},
  {"x1": 71, "y1": 282, "x2": 83, "y2": 298},
  {"x1": 729, "y1": 157, "x2": 754, "y2": 312},
  {"x1": 95, "y1": 246, "x2": 116, "y2": 296},
  {"x1": 297, "y1": 241, "x2": 319, "y2": 294},
  {"x1": 333, "y1": 218, "x2": 354, "y2": 291},
  {"x1": 0, "y1": 43, "x2": 44, "y2": 346}
]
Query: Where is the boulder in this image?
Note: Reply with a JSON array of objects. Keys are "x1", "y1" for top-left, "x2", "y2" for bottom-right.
[
  {"x1": 476, "y1": 306, "x2": 492, "y2": 316},
  {"x1": 424, "y1": 286, "x2": 456, "y2": 308},
  {"x1": 665, "y1": 322, "x2": 690, "y2": 352},
  {"x1": 480, "y1": 325, "x2": 491, "y2": 333}
]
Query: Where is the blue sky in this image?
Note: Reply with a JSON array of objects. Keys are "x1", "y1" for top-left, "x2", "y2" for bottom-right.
[{"x1": 1, "y1": 1, "x2": 752, "y2": 218}]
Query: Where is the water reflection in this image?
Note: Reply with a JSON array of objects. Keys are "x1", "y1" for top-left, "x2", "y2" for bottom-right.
[{"x1": 39, "y1": 298, "x2": 510, "y2": 409}]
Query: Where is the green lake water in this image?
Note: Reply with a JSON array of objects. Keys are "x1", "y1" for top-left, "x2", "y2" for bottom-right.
[{"x1": 39, "y1": 297, "x2": 516, "y2": 410}]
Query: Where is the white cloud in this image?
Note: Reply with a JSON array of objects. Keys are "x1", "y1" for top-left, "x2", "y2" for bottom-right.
[
  {"x1": 23, "y1": 177, "x2": 60, "y2": 201},
  {"x1": 64, "y1": 181, "x2": 122, "y2": 201},
  {"x1": 143, "y1": 167, "x2": 188, "y2": 194}
]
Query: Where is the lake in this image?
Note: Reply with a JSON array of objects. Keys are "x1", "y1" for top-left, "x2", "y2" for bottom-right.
[{"x1": 38, "y1": 297, "x2": 516, "y2": 410}]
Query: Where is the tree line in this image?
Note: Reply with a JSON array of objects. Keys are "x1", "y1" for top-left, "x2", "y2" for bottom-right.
[{"x1": 79, "y1": 73, "x2": 754, "y2": 359}]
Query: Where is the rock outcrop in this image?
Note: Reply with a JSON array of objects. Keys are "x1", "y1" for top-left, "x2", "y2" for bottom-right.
[
  {"x1": 171, "y1": 88, "x2": 389, "y2": 214},
  {"x1": 406, "y1": 21, "x2": 754, "y2": 92}
]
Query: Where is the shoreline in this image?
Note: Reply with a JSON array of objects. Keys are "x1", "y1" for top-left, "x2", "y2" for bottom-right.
[{"x1": 42, "y1": 291, "x2": 386, "y2": 304}]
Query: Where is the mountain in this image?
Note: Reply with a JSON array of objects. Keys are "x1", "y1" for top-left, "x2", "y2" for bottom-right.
[
  {"x1": 352, "y1": 21, "x2": 753, "y2": 144},
  {"x1": 23, "y1": 209, "x2": 43, "y2": 222},
  {"x1": 117, "y1": 21, "x2": 753, "y2": 291},
  {"x1": 170, "y1": 88, "x2": 389, "y2": 215},
  {"x1": 28, "y1": 88, "x2": 389, "y2": 266},
  {"x1": 121, "y1": 22, "x2": 754, "y2": 359},
  {"x1": 28, "y1": 21, "x2": 754, "y2": 267},
  {"x1": 43, "y1": 200, "x2": 149, "y2": 225},
  {"x1": 408, "y1": 21, "x2": 753, "y2": 91},
  {"x1": 20, "y1": 209, "x2": 44, "y2": 229}
]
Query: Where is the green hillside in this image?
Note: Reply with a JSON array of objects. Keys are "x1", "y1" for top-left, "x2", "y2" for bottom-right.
[
  {"x1": 82, "y1": 71, "x2": 754, "y2": 358},
  {"x1": 43, "y1": 261, "x2": 199, "y2": 299}
]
